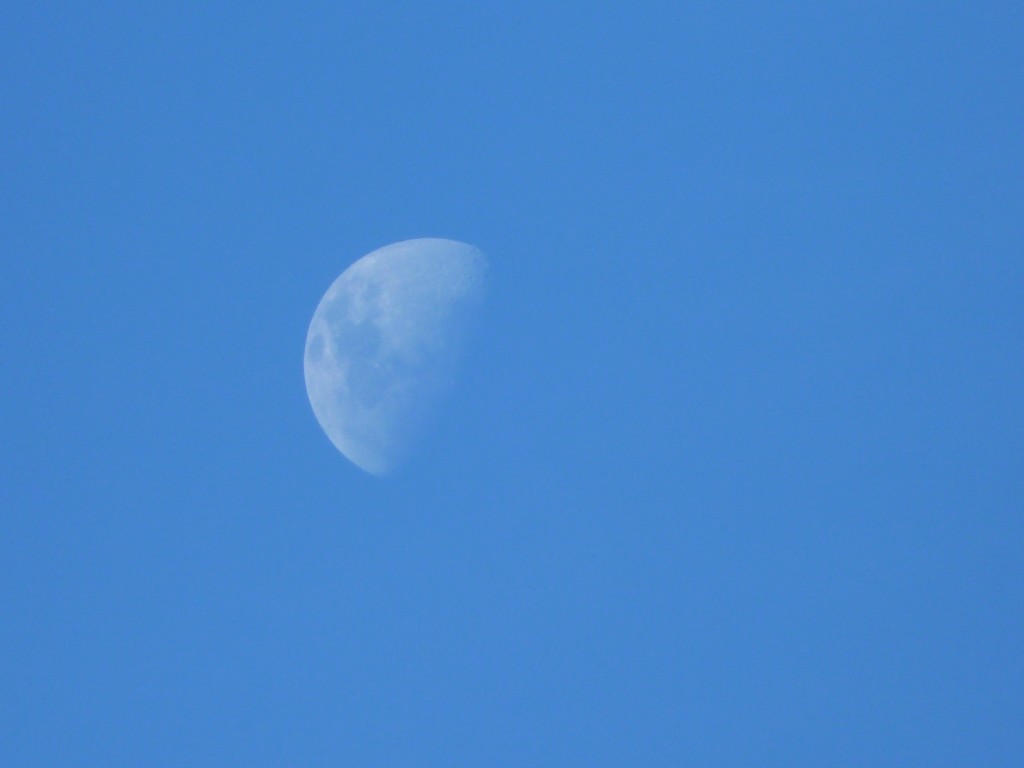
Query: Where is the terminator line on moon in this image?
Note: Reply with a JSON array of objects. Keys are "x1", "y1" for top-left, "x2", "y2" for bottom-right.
[{"x1": 304, "y1": 238, "x2": 488, "y2": 475}]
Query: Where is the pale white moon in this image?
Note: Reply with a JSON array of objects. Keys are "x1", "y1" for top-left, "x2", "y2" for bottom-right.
[{"x1": 304, "y1": 238, "x2": 488, "y2": 475}]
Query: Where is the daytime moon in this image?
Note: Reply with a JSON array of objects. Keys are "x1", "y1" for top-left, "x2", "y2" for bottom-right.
[{"x1": 304, "y1": 238, "x2": 488, "y2": 476}]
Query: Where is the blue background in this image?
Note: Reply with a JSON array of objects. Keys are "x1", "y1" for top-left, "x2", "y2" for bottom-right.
[{"x1": 2, "y1": 2, "x2": 1021, "y2": 764}]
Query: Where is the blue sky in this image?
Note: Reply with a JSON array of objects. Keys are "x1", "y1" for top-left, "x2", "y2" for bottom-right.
[{"x1": 2, "y1": 2, "x2": 1022, "y2": 765}]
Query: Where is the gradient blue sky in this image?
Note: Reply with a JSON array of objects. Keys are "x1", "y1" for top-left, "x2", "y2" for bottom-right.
[{"x1": 2, "y1": 3, "x2": 1022, "y2": 765}]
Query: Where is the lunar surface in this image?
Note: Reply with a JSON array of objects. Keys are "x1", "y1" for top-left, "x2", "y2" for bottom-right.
[{"x1": 303, "y1": 238, "x2": 488, "y2": 475}]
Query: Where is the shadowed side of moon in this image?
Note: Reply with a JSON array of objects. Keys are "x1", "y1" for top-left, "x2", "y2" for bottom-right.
[{"x1": 303, "y1": 238, "x2": 487, "y2": 475}]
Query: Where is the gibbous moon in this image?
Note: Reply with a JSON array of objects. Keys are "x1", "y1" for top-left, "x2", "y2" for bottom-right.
[{"x1": 304, "y1": 238, "x2": 488, "y2": 475}]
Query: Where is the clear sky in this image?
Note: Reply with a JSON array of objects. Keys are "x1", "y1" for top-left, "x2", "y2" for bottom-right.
[{"x1": 2, "y1": 3, "x2": 1022, "y2": 765}]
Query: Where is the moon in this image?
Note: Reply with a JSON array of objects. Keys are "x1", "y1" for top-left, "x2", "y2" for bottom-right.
[{"x1": 303, "y1": 238, "x2": 488, "y2": 475}]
